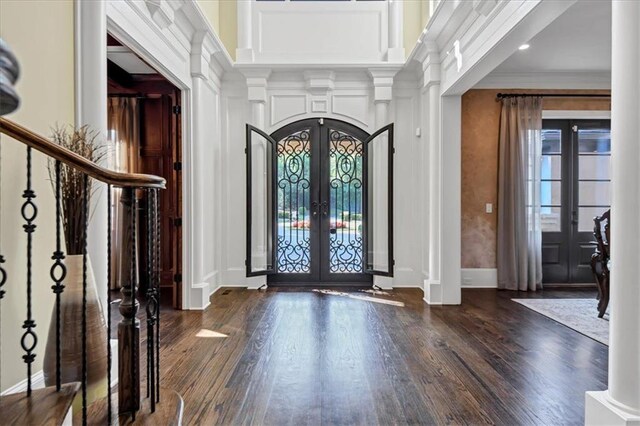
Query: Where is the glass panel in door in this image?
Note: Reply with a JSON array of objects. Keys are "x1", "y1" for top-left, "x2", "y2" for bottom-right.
[
  {"x1": 327, "y1": 129, "x2": 365, "y2": 273},
  {"x1": 276, "y1": 129, "x2": 312, "y2": 273}
]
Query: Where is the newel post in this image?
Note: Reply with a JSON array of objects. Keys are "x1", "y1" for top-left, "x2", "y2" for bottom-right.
[{"x1": 118, "y1": 187, "x2": 140, "y2": 415}]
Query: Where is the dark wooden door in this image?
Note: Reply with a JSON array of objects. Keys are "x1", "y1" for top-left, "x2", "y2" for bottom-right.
[
  {"x1": 263, "y1": 118, "x2": 372, "y2": 286},
  {"x1": 541, "y1": 119, "x2": 611, "y2": 284},
  {"x1": 139, "y1": 92, "x2": 182, "y2": 307}
]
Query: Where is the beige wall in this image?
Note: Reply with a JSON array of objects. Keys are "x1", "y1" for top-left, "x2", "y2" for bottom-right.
[
  {"x1": 0, "y1": 0, "x2": 75, "y2": 391},
  {"x1": 461, "y1": 89, "x2": 611, "y2": 269},
  {"x1": 198, "y1": 0, "x2": 220, "y2": 35},
  {"x1": 403, "y1": 0, "x2": 430, "y2": 57},
  {"x1": 196, "y1": 0, "x2": 237, "y2": 61},
  {"x1": 219, "y1": 0, "x2": 237, "y2": 61}
]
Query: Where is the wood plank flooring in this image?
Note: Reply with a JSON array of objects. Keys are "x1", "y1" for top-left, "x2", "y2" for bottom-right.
[{"x1": 150, "y1": 288, "x2": 607, "y2": 425}]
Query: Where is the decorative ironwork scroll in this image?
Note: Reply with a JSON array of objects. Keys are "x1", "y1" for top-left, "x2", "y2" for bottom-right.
[
  {"x1": 328, "y1": 129, "x2": 364, "y2": 273},
  {"x1": 276, "y1": 129, "x2": 311, "y2": 273}
]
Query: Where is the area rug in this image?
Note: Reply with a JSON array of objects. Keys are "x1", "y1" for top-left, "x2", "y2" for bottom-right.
[{"x1": 512, "y1": 298, "x2": 609, "y2": 345}]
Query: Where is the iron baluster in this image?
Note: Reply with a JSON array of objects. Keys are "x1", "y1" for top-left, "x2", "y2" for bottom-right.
[
  {"x1": 107, "y1": 184, "x2": 113, "y2": 425},
  {"x1": 20, "y1": 146, "x2": 37, "y2": 396},
  {"x1": 81, "y1": 173, "x2": 89, "y2": 426},
  {"x1": 154, "y1": 188, "x2": 160, "y2": 403},
  {"x1": 49, "y1": 160, "x2": 66, "y2": 392}
]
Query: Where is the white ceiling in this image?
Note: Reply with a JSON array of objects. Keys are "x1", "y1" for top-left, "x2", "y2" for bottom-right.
[
  {"x1": 492, "y1": 0, "x2": 611, "y2": 74},
  {"x1": 107, "y1": 46, "x2": 157, "y2": 75}
]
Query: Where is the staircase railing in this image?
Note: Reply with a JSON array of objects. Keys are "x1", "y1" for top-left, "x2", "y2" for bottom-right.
[{"x1": 0, "y1": 40, "x2": 168, "y2": 424}]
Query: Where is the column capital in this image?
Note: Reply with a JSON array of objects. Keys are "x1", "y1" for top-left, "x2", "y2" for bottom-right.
[
  {"x1": 191, "y1": 30, "x2": 217, "y2": 80},
  {"x1": 422, "y1": 41, "x2": 441, "y2": 89},
  {"x1": 368, "y1": 68, "x2": 400, "y2": 103},
  {"x1": 242, "y1": 69, "x2": 271, "y2": 104}
]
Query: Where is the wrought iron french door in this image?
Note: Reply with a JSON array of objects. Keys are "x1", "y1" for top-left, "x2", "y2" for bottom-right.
[{"x1": 246, "y1": 118, "x2": 393, "y2": 285}]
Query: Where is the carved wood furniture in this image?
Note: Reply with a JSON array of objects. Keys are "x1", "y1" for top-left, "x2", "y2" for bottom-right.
[{"x1": 590, "y1": 209, "x2": 610, "y2": 318}]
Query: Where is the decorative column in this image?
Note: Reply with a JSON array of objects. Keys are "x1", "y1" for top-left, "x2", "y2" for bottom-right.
[
  {"x1": 236, "y1": 0, "x2": 254, "y2": 63},
  {"x1": 585, "y1": 2, "x2": 640, "y2": 424},
  {"x1": 422, "y1": 42, "x2": 442, "y2": 304},
  {"x1": 188, "y1": 31, "x2": 218, "y2": 309},
  {"x1": 387, "y1": 0, "x2": 405, "y2": 62},
  {"x1": 76, "y1": 0, "x2": 109, "y2": 316},
  {"x1": 244, "y1": 70, "x2": 270, "y2": 289}
]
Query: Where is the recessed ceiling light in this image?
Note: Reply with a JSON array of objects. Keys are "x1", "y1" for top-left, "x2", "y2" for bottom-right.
[{"x1": 519, "y1": 44, "x2": 530, "y2": 50}]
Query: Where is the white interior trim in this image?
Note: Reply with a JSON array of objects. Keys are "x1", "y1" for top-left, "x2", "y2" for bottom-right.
[
  {"x1": 543, "y1": 110, "x2": 611, "y2": 119},
  {"x1": 461, "y1": 268, "x2": 498, "y2": 288}
]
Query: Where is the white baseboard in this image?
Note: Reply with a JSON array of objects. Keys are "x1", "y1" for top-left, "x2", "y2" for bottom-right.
[
  {"x1": 461, "y1": 268, "x2": 497, "y2": 288},
  {"x1": 1, "y1": 340, "x2": 118, "y2": 395},
  {"x1": 1, "y1": 370, "x2": 45, "y2": 395},
  {"x1": 190, "y1": 282, "x2": 211, "y2": 310},
  {"x1": 423, "y1": 279, "x2": 442, "y2": 305},
  {"x1": 586, "y1": 391, "x2": 640, "y2": 425}
]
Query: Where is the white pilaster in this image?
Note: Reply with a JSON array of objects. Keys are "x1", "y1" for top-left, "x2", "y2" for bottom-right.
[
  {"x1": 422, "y1": 44, "x2": 443, "y2": 304},
  {"x1": 236, "y1": 0, "x2": 254, "y2": 63},
  {"x1": 585, "y1": 2, "x2": 640, "y2": 424},
  {"x1": 387, "y1": 0, "x2": 405, "y2": 62},
  {"x1": 75, "y1": 0, "x2": 109, "y2": 316}
]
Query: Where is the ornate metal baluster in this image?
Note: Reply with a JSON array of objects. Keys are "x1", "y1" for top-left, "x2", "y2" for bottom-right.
[
  {"x1": 81, "y1": 173, "x2": 89, "y2": 425},
  {"x1": 49, "y1": 160, "x2": 66, "y2": 392},
  {"x1": 154, "y1": 188, "x2": 160, "y2": 403},
  {"x1": 145, "y1": 189, "x2": 157, "y2": 412},
  {"x1": 131, "y1": 189, "x2": 138, "y2": 422},
  {"x1": 106, "y1": 184, "x2": 113, "y2": 425},
  {"x1": 21, "y1": 146, "x2": 37, "y2": 396}
]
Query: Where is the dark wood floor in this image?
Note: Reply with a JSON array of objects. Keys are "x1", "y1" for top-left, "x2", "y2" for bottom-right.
[{"x1": 150, "y1": 287, "x2": 607, "y2": 425}]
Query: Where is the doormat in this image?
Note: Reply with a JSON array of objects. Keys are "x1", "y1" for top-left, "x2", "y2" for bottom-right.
[{"x1": 512, "y1": 298, "x2": 609, "y2": 345}]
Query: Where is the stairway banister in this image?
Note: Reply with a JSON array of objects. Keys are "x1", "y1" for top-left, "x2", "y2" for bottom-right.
[{"x1": 0, "y1": 117, "x2": 166, "y2": 189}]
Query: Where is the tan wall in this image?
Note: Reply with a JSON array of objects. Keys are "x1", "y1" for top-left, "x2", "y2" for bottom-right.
[
  {"x1": 198, "y1": 0, "x2": 220, "y2": 35},
  {"x1": 461, "y1": 89, "x2": 611, "y2": 269},
  {"x1": 0, "y1": 0, "x2": 75, "y2": 391},
  {"x1": 219, "y1": 0, "x2": 237, "y2": 61},
  {"x1": 404, "y1": 0, "x2": 430, "y2": 57}
]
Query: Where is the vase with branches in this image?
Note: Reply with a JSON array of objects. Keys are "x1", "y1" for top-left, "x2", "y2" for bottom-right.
[{"x1": 43, "y1": 125, "x2": 109, "y2": 407}]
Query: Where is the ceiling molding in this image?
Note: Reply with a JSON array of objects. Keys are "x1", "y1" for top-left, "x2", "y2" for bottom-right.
[{"x1": 474, "y1": 71, "x2": 611, "y2": 90}]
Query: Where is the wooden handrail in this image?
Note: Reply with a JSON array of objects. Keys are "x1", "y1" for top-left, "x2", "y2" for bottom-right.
[{"x1": 0, "y1": 117, "x2": 166, "y2": 189}]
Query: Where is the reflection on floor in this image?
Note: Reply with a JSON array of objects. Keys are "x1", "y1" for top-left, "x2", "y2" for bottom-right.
[{"x1": 115, "y1": 287, "x2": 606, "y2": 425}]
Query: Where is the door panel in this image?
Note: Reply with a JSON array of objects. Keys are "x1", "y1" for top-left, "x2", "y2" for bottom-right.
[
  {"x1": 541, "y1": 119, "x2": 611, "y2": 284},
  {"x1": 260, "y1": 118, "x2": 392, "y2": 285},
  {"x1": 246, "y1": 125, "x2": 276, "y2": 276},
  {"x1": 364, "y1": 124, "x2": 394, "y2": 276},
  {"x1": 138, "y1": 93, "x2": 182, "y2": 307}
]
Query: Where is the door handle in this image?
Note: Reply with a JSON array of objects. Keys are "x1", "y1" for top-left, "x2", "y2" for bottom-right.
[
  {"x1": 311, "y1": 201, "x2": 318, "y2": 216},
  {"x1": 321, "y1": 201, "x2": 328, "y2": 216},
  {"x1": 572, "y1": 210, "x2": 578, "y2": 225}
]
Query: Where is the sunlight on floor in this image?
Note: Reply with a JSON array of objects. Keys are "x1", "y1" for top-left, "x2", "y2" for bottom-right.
[
  {"x1": 196, "y1": 329, "x2": 228, "y2": 338},
  {"x1": 312, "y1": 289, "x2": 405, "y2": 307}
]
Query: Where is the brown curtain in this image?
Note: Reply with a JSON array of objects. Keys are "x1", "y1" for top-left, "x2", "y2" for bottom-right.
[
  {"x1": 497, "y1": 97, "x2": 543, "y2": 291},
  {"x1": 107, "y1": 97, "x2": 140, "y2": 290}
]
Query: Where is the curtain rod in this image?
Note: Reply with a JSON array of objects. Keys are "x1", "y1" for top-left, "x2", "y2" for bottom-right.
[
  {"x1": 108, "y1": 94, "x2": 146, "y2": 99},
  {"x1": 497, "y1": 93, "x2": 611, "y2": 99}
]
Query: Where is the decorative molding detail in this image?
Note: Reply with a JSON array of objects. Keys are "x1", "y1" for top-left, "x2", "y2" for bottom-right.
[
  {"x1": 331, "y1": 93, "x2": 370, "y2": 126},
  {"x1": 422, "y1": 41, "x2": 441, "y2": 89},
  {"x1": 304, "y1": 70, "x2": 335, "y2": 95},
  {"x1": 461, "y1": 268, "x2": 497, "y2": 288},
  {"x1": 475, "y1": 71, "x2": 612, "y2": 90},
  {"x1": 242, "y1": 69, "x2": 272, "y2": 103},
  {"x1": 368, "y1": 68, "x2": 400, "y2": 103},
  {"x1": 270, "y1": 94, "x2": 308, "y2": 126},
  {"x1": 311, "y1": 97, "x2": 328, "y2": 113},
  {"x1": 145, "y1": 0, "x2": 175, "y2": 29},
  {"x1": 473, "y1": 0, "x2": 497, "y2": 17}
]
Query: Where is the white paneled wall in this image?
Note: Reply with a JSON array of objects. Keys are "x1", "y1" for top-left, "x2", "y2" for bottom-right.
[{"x1": 220, "y1": 70, "x2": 423, "y2": 288}]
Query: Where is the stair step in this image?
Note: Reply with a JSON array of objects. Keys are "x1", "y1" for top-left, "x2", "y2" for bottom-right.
[
  {"x1": 0, "y1": 382, "x2": 81, "y2": 426},
  {"x1": 75, "y1": 387, "x2": 184, "y2": 425}
]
